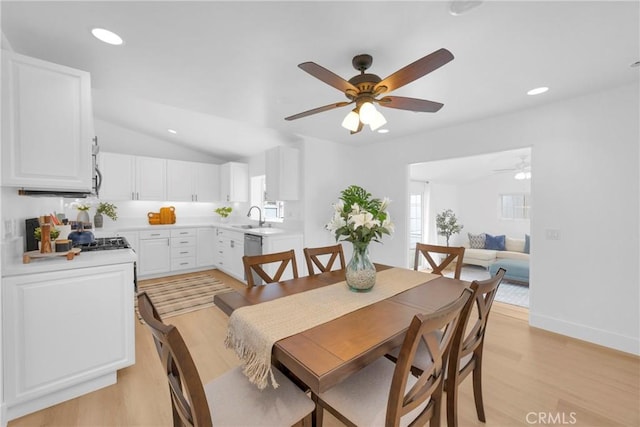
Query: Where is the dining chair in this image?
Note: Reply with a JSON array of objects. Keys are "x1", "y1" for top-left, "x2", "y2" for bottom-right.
[
  {"x1": 414, "y1": 243, "x2": 466, "y2": 279},
  {"x1": 242, "y1": 249, "x2": 299, "y2": 287},
  {"x1": 137, "y1": 292, "x2": 315, "y2": 427},
  {"x1": 311, "y1": 288, "x2": 472, "y2": 427},
  {"x1": 303, "y1": 244, "x2": 346, "y2": 275},
  {"x1": 388, "y1": 268, "x2": 506, "y2": 427}
]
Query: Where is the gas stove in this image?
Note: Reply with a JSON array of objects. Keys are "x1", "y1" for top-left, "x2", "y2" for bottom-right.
[{"x1": 75, "y1": 237, "x2": 132, "y2": 252}]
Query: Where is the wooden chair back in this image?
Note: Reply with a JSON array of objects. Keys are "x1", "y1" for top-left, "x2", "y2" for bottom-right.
[
  {"x1": 446, "y1": 267, "x2": 506, "y2": 427},
  {"x1": 242, "y1": 249, "x2": 299, "y2": 287},
  {"x1": 303, "y1": 244, "x2": 346, "y2": 275},
  {"x1": 414, "y1": 243, "x2": 465, "y2": 279},
  {"x1": 386, "y1": 288, "x2": 472, "y2": 427},
  {"x1": 137, "y1": 292, "x2": 213, "y2": 427}
]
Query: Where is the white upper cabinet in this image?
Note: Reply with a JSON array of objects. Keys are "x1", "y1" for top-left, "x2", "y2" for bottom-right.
[
  {"x1": 99, "y1": 152, "x2": 166, "y2": 200},
  {"x1": 265, "y1": 146, "x2": 300, "y2": 201},
  {"x1": 1, "y1": 51, "x2": 93, "y2": 191},
  {"x1": 220, "y1": 162, "x2": 248, "y2": 202},
  {"x1": 167, "y1": 160, "x2": 219, "y2": 202}
]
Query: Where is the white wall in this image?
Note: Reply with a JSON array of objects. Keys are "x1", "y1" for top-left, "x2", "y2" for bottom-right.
[
  {"x1": 303, "y1": 83, "x2": 638, "y2": 355},
  {"x1": 95, "y1": 119, "x2": 225, "y2": 164},
  {"x1": 458, "y1": 172, "x2": 531, "y2": 240}
]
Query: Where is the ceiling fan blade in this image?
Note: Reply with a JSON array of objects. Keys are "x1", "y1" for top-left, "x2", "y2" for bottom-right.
[
  {"x1": 374, "y1": 48, "x2": 454, "y2": 94},
  {"x1": 378, "y1": 96, "x2": 444, "y2": 112},
  {"x1": 284, "y1": 101, "x2": 351, "y2": 121},
  {"x1": 298, "y1": 62, "x2": 358, "y2": 94},
  {"x1": 350, "y1": 121, "x2": 364, "y2": 135}
]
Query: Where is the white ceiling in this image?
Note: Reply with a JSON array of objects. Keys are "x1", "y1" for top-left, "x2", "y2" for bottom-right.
[{"x1": 1, "y1": 1, "x2": 638, "y2": 161}]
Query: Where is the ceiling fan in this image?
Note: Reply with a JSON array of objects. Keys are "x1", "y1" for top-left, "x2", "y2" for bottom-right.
[
  {"x1": 284, "y1": 48, "x2": 454, "y2": 134},
  {"x1": 493, "y1": 155, "x2": 531, "y2": 180}
]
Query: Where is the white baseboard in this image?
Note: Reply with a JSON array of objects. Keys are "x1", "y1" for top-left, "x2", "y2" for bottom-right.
[{"x1": 530, "y1": 312, "x2": 639, "y2": 356}]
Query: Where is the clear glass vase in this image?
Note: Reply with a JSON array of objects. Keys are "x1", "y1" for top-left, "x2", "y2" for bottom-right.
[{"x1": 346, "y1": 243, "x2": 376, "y2": 292}]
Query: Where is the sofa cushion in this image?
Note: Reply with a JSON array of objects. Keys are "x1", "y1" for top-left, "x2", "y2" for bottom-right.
[
  {"x1": 524, "y1": 234, "x2": 530, "y2": 254},
  {"x1": 505, "y1": 237, "x2": 525, "y2": 253},
  {"x1": 496, "y1": 251, "x2": 529, "y2": 261},
  {"x1": 464, "y1": 248, "x2": 497, "y2": 261},
  {"x1": 485, "y1": 234, "x2": 506, "y2": 251},
  {"x1": 468, "y1": 233, "x2": 486, "y2": 249}
]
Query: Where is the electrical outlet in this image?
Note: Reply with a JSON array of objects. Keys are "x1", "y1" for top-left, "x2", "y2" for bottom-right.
[{"x1": 545, "y1": 229, "x2": 561, "y2": 240}]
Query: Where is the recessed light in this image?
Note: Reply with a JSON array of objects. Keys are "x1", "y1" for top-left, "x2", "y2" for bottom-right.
[
  {"x1": 377, "y1": 129, "x2": 389, "y2": 134},
  {"x1": 91, "y1": 28, "x2": 123, "y2": 46},
  {"x1": 527, "y1": 86, "x2": 549, "y2": 96},
  {"x1": 167, "y1": 129, "x2": 177, "y2": 134}
]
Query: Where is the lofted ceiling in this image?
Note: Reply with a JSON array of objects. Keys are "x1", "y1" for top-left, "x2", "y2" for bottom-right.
[{"x1": 1, "y1": 1, "x2": 638, "y2": 161}]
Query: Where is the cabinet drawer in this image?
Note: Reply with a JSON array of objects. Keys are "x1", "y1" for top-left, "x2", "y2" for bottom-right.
[
  {"x1": 171, "y1": 246, "x2": 196, "y2": 258},
  {"x1": 171, "y1": 228, "x2": 196, "y2": 238},
  {"x1": 171, "y1": 257, "x2": 196, "y2": 271},
  {"x1": 139, "y1": 229, "x2": 171, "y2": 239},
  {"x1": 171, "y1": 236, "x2": 196, "y2": 247}
]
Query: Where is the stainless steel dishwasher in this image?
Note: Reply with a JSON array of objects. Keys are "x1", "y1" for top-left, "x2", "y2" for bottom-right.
[{"x1": 244, "y1": 233, "x2": 263, "y2": 285}]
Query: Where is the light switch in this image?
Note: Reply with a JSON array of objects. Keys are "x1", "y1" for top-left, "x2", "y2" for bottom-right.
[{"x1": 545, "y1": 229, "x2": 561, "y2": 240}]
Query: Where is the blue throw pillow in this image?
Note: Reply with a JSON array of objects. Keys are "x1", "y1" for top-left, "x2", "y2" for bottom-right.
[
  {"x1": 484, "y1": 234, "x2": 506, "y2": 251},
  {"x1": 524, "y1": 234, "x2": 530, "y2": 254}
]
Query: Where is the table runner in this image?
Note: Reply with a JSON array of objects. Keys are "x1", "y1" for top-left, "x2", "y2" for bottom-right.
[{"x1": 224, "y1": 267, "x2": 438, "y2": 389}]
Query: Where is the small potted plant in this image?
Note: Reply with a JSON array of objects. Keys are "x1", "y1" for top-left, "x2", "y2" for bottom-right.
[
  {"x1": 73, "y1": 203, "x2": 91, "y2": 224},
  {"x1": 436, "y1": 209, "x2": 464, "y2": 246},
  {"x1": 34, "y1": 227, "x2": 60, "y2": 241},
  {"x1": 94, "y1": 202, "x2": 118, "y2": 228},
  {"x1": 215, "y1": 206, "x2": 233, "y2": 223}
]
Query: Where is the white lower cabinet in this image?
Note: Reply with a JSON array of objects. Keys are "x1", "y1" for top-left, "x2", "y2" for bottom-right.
[
  {"x1": 2, "y1": 263, "x2": 135, "y2": 421},
  {"x1": 170, "y1": 228, "x2": 196, "y2": 272},
  {"x1": 196, "y1": 227, "x2": 216, "y2": 267},
  {"x1": 214, "y1": 228, "x2": 245, "y2": 281},
  {"x1": 262, "y1": 233, "x2": 304, "y2": 282},
  {"x1": 138, "y1": 230, "x2": 171, "y2": 276}
]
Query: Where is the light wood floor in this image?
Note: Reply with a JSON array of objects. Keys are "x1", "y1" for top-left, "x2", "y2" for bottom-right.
[{"x1": 8, "y1": 269, "x2": 639, "y2": 427}]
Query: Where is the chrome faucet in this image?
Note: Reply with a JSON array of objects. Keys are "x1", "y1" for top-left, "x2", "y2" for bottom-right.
[{"x1": 247, "y1": 205, "x2": 265, "y2": 227}]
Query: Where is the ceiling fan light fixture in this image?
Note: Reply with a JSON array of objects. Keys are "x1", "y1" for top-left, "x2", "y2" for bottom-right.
[
  {"x1": 369, "y1": 110, "x2": 387, "y2": 131},
  {"x1": 514, "y1": 171, "x2": 531, "y2": 180},
  {"x1": 358, "y1": 102, "x2": 377, "y2": 125},
  {"x1": 341, "y1": 110, "x2": 360, "y2": 132}
]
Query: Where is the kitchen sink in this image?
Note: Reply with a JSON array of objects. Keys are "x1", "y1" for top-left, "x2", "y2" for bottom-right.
[{"x1": 232, "y1": 225, "x2": 254, "y2": 229}]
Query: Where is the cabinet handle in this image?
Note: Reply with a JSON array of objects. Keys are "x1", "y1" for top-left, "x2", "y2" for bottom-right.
[
  {"x1": 137, "y1": 192, "x2": 140, "y2": 200},
  {"x1": 151, "y1": 233, "x2": 161, "y2": 236},
  {"x1": 195, "y1": 194, "x2": 198, "y2": 202},
  {"x1": 180, "y1": 251, "x2": 188, "y2": 254},
  {"x1": 231, "y1": 241, "x2": 234, "y2": 248},
  {"x1": 180, "y1": 262, "x2": 188, "y2": 266},
  {"x1": 131, "y1": 192, "x2": 135, "y2": 200},
  {"x1": 180, "y1": 240, "x2": 189, "y2": 244}
]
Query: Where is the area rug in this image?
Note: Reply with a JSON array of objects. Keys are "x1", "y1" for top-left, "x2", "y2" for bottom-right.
[
  {"x1": 446, "y1": 265, "x2": 530, "y2": 308},
  {"x1": 136, "y1": 274, "x2": 234, "y2": 321}
]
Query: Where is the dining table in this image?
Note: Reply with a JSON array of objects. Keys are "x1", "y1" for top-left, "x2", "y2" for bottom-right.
[{"x1": 214, "y1": 265, "x2": 469, "y2": 394}]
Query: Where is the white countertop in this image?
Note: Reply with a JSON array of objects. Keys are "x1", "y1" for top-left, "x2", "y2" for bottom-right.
[
  {"x1": 96, "y1": 222, "x2": 301, "y2": 237},
  {"x1": 2, "y1": 248, "x2": 137, "y2": 277}
]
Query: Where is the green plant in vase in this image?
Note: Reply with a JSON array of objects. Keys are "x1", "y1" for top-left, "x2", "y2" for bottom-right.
[
  {"x1": 94, "y1": 202, "x2": 118, "y2": 228},
  {"x1": 326, "y1": 185, "x2": 394, "y2": 292},
  {"x1": 215, "y1": 206, "x2": 233, "y2": 222},
  {"x1": 72, "y1": 203, "x2": 91, "y2": 225},
  {"x1": 34, "y1": 227, "x2": 60, "y2": 241}
]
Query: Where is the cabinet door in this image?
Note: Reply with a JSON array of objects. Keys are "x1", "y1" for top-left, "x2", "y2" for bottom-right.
[
  {"x1": 166, "y1": 159, "x2": 194, "y2": 201},
  {"x1": 1, "y1": 51, "x2": 93, "y2": 191},
  {"x1": 2, "y1": 264, "x2": 134, "y2": 418},
  {"x1": 230, "y1": 236, "x2": 246, "y2": 281},
  {"x1": 196, "y1": 228, "x2": 216, "y2": 267},
  {"x1": 220, "y1": 162, "x2": 248, "y2": 202},
  {"x1": 138, "y1": 237, "x2": 170, "y2": 276},
  {"x1": 136, "y1": 156, "x2": 167, "y2": 201},
  {"x1": 194, "y1": 163, "x2": 220, "y2": 202},
  {"x1": 98, "y1": 152, "x2": 135, "y2": 200},
  {"x1": 265, "y1": 146, "x2": 300, "y2": 201}
]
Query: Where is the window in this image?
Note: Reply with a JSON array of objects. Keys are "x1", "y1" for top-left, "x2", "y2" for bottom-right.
[
  {"x1": 499, "y1": 193, "x2": 530, "y2": 220},
  {"x1": 250, "y1": 175, "x2": 285, "y2": 223}
]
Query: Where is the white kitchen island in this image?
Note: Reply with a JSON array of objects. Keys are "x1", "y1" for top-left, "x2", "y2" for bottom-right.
[{"x1": 1, "y1": 248, "x2": 137, "y2": 422}]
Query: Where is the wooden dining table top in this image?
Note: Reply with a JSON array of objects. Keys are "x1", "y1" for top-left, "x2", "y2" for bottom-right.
[{"x1": 214, "y1": 265, "x2": 469, "y2": 394}]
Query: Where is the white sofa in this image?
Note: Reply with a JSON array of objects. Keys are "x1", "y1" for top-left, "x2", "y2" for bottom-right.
[{"x1": 462, "y1": 236, "x2": 529, "y2": 268}]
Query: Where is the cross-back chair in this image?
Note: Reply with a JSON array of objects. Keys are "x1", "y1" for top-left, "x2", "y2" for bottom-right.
[
  {"x1": 311, "y1": 288, "x2": 472, "y2": 427},
  {"x1": 414, "y1": 243, "x2": 466, "y2": 279},
  {"x1": 242, "y1": 249, "x2": 299, "y2": 287},
  {"x1": 303, "y1": 244, "x2": 346, "y2": 275},
  {"x1": 137, "y1": 292, "x2": 314, "y2": 427}
]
